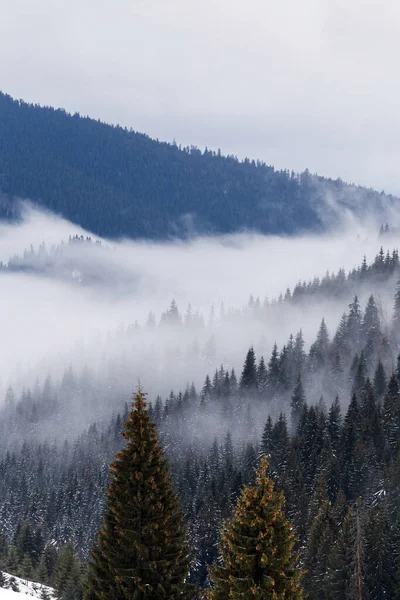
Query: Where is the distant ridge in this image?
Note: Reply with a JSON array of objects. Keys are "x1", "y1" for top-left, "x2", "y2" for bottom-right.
[{"x1": 0, "y1": 91, "x2": 397, "y2": 239}]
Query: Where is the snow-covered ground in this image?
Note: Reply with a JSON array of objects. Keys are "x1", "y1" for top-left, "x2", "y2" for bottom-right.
[{"x1": 0, "y1": 573, "x2": 54, "y2": 598}]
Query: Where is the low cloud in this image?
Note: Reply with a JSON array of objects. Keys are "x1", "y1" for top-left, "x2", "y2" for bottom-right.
[{"x1": 0, "y1": 203, "x2": 397, "y2": 411}]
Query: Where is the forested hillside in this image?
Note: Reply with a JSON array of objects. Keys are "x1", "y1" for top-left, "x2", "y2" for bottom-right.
[
  {"x1": 1, "y1": 245, "x2": 400, "y2": 597},
  {"x1": 1, "y1": 122, "x2": 400, "y2": 596},
  {"x1": 0, "y1": 91, "x2": 397, "y2": 239}
]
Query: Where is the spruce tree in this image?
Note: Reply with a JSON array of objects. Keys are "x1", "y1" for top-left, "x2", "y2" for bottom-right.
[
  {"x1": 328, "y1": 502, "x2": 366, "y2": 600},
  {"x1": 240, "y1": 347, "x2": 258, "y2": 392},
  {"x1": 383, "y1": 373, "x2": 400, "y2": 458},
  {"x1": 373, "y1": 359, "x2": 386, "y2": 398},
  {"x1": 303, "y1": 499, "x2": 335, "y2": 600},
  {"x1": 364, "y1": 502, "x2": 396, "y2": 599},
  {"x1": 261, "y1": 416, "x2": 273, "y2": 456},
  {"x1": 347, "y1": 296, "x2": 362, "y2": 351},
  {"x1": 267, "y1": 343, "x2": 280, "y2": 392},
  {"x1": 309, "y1": 318, "x2": 329, "y2": 372},
  {"x1": 84, "y1": 387, "x2": 192, "y2": 600},
  {"x1": 207, "y1": 456, "x2": 303, "y2": 599},
  {"x1": 327, "y1": 396, "x2": 342, "y2": 452},
  {"x1": 351, "y1": 351, "x2": 367, "y2": 396},
  {"x1": 394, "y1": 280, "x2": 400, "y2": 324},
  {"x1": 362, "y1": 294, "x2": 379, "y2": 341},
  {"x1": 0, "y1": 531, "x2": 8, "y2": 570},
  {"x1": 55, "y1": 541, "x2": 82, "y2": 600},
  {"x1": 257, "y1": 356, "x2": 268, "y2": 397},
  {"x1": 290, "y1": 374, "x2": 306, "y2": 432}
]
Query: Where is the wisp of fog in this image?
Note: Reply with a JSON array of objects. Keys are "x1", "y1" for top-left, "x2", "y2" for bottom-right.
[{"x1": 0, "y1": 203, "x2": 398, "y2": 407}]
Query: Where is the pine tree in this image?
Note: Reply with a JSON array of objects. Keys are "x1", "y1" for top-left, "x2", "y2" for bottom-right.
[
  {"x1": 261, "y1": 416, "x2": 273, "y2": 457},
  {"x1": 327, "y1": 396, "x2": 342, "y2": 452},
  {"x1": 84, "y1": 387, "x2": 192, "y2": 600},
  {"x1": 351, "y1": 350, "x2": 367, "y2": 396},
  {"x1": 373, "y1": 359, "x2": 386, "y2": 398},
  {"x1": 290, "y1": 374, "x2": 306, "y2": 432},
  {"x1": 41, "y1": 544, "x2": 59, "y2": 587},
  {"x1": 191, "y1": 463, "x2": 221, "y2": 586},
  {"x1": 6, "y1": 545, "x2": 20, "y2": 575},
  {"x1": 394, "y1": 280, "x2": 400, "y2": 324},
  {"x1": 362, "y1": 294, "x2": 379, "y2": 342},
  {"x1": 364, "y1": 502, "x2": 396, "y2": 599},
  {"x1": 207, "y1": 456, "x2": 303, "y2": 599},
  {"x1": 200, "y1": 375, "x2": 213, "y2": 413},
  {"x1": 347, "y1": 296, "x2": 362, "y2": 349},
  {"x1": 240, "y1": 347, "x2": 257, "y2": 392},
  {"x1": 328, "y1": 502, "x2": 366, "y2": 600},
  {"x1": 0, "y1": 531, "x2": 8, "y2": 570},
  {"x1": 20, "y1": 554, "x2": 34, "y2": 579},
  {"x1": 55, "y1": 541, "x2": 82, "y2": 600},
  {"x1": 160, "y1": 299, "x2": 181, "y2": 326},
  {"x1": 267, "y1": 343, "x2": 280, "y2": 392},
  {"x1": 303, "y1": 499, "x2": 335, "y2": 600},
  {"x1": 383, "y1": 373, "x2": 400, "y2": 459},
  {"x1": 309, "y1": 318, "x2": 329, "y2": 372},
  {"x1": 293, "y1": 331, "x2": 306, "y2": 375},
  {"x1": 333, "y1": 313, "x2": 350, "y2": 357},
  {"x1": 340, "y1": 395, "x2": 361, "y2": 500},
  {"x1": 257, "y1": 356, "x2": 268, "y2": 397}
]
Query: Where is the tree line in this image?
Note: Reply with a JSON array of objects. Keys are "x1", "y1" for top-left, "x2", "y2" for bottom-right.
[{"x1": 0, "y1": 91, "x2": 398, "y2": 239}]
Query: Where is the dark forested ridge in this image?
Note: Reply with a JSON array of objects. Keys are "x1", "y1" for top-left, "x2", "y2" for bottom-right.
[{"x1": 0, "y1": 91, "x2": 398, "y2": 239}]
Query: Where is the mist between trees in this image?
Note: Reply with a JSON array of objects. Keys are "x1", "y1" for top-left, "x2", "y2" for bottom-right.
[
  {"x1": 0, "y1": 239, "x2": 400, "y2": 595},
  {"x1": 1, "y1": 207, "x2": 400, "y2": 596}
]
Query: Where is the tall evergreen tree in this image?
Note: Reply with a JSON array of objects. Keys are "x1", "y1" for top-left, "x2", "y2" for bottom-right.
[
  {"x1": 290, "y1": 375, "x2": 306, "y2": 432},
  {"x1": 240, "y1": 347, "x2": 258, "y2": 392},
  {"x1": 351, "y1": 350, "x2": 367, "y2": 396},
  {"x1": 84, "y1": 387, "x2": 192, "y2": 600},
  {"x1": 303, "y1": 499, "x2": 335, "y2": 600},
  {"x1": 257, "y1": 356, "x2": 268, "y2": 397},
  {"x1": 347, "y1": 296, "x2": 362, "y2": 350},
  {"x1": 373, "y1": 359, "x2": 387, "y2": 398},
  {"x1": 383, "y1": 373, "x2": 400, "y2": 458},
  {"x1": 364, "y1": 502, "x2": 396, "y2": 599},
  {"x1": 327, "y1": 502, "x2": 366, "y2": 600},
  {"x1": 55, "y1": 541, "x2": 82, "y2": 600},
  {"x1": 309, "y1": 318, "x2": 329, "y2": 372},
  {"x1": 207, "y1": 457, "x2": 303, "y2": 599},
  {"x1": 267, "y1": 343, "x2": 280, "y2": 393},
  {"x1": 362, "y1": 294, "x2": 379, "y2": 341},
  {"x1": 394, "y1": 280, "x2": 400, "y2": 324},
  {"x1": 327, "y1": 396, "x2": 342, "y2": 453}
]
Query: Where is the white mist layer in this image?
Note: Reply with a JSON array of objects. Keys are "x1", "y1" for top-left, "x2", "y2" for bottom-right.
[{"x1": 0, "y1": 204, "x2": 398, "y2": 401}]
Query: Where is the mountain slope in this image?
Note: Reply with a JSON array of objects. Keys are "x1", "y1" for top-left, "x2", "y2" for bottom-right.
[
  {"x1": 0, "y1": 91, "x2": 397, "y2": 239},
  {"x1": 0, "y1": 573, "x2": 54, "y2": 598}
]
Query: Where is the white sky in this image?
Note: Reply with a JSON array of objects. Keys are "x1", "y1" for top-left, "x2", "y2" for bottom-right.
[{"x1": 1, "y1": 0, "x2": 400, "y2": 192}]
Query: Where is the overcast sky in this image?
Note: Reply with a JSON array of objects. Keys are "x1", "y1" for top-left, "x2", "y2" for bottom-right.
[{"x1": 1, "y1": 0, "x2": 399, "y2": 193}]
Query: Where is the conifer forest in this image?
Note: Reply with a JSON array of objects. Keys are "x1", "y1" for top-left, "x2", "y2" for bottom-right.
[
  {"x1": 3, "y1": 0, "x2": 400, "y2": 595},
  {"x1": 2, "y1": 226, "x2": 400, "y2": 598}
]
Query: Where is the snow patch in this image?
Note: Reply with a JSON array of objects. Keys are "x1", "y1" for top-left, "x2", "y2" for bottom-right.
[{"x1": 0, "y1": 573, "x2": 55, "y2": 598}]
